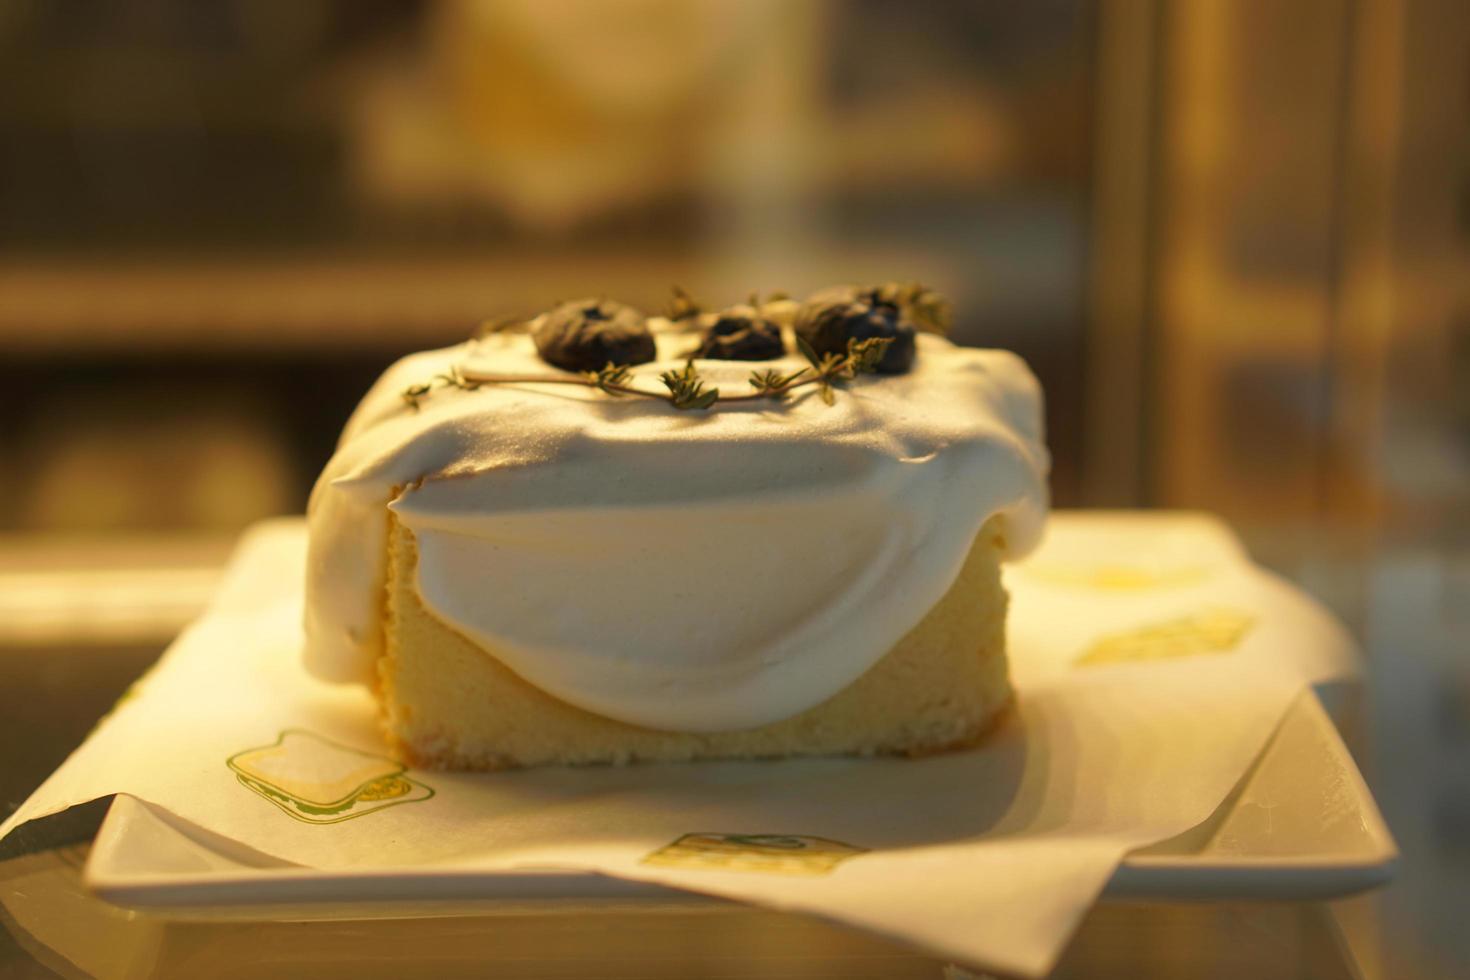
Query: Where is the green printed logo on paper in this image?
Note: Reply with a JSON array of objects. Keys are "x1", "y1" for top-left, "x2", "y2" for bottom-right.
[
  {"x1": 1074, "y1": 608, "x2": 1255, "y2": 667},
  {"x1": 642, "y1": 833, "x2": 866, "y2": 876},
  {"x1": 227, "y1": 730, "x2": 434, "y2": 825}
]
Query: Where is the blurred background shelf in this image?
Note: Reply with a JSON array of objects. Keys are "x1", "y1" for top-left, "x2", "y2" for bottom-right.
[{"x1": 0, "y1": 241, "x2": 1057, "y2": 353}]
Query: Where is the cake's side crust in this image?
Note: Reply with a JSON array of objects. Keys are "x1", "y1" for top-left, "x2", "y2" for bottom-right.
[{"x1": 381, "y1": 516, "x2": 1014, "y2": 770}]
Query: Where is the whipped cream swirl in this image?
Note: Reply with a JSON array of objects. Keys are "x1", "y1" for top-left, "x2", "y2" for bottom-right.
[{"x1": 304, "y1": 324, "x2": 1049, "y2": 732}]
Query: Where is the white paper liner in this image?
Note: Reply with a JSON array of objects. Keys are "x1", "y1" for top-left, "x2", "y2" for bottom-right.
[{"x1": 0, "y1": 512, "x2": 1358, "y2": 977}]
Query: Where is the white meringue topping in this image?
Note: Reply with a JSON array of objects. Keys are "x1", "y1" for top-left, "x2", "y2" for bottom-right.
[{"x1": 304, "y1": 323, "x2": 1049, "y2": 732}]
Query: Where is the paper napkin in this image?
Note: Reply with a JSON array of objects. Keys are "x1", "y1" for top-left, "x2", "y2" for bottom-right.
[{"x1": 0, "y1": 512, "x2": 1358, "y2": 978}]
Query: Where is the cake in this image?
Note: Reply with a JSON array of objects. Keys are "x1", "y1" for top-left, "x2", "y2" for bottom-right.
[{"x1": 304, "y1": 285, "x2": 1049, "y2": 770}]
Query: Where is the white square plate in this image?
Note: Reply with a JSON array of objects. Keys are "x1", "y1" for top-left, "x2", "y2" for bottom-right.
[{"x1": 84, "y1": 689, "x2": 1395, "y2": 916}]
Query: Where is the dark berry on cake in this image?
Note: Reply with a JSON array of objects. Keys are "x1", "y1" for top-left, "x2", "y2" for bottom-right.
[
  {"x1": 534, "y1": 300, "x2": 656, "y2": 372},
  {"x1": 691, "y1": 305, "x2": 785, "y2": 361},
  {"x1": 794, "y1": 287, "x2": 917, "y2": 374}
]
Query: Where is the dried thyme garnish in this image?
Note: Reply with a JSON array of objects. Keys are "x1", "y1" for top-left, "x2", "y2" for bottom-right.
[
  {"x1": 400, "y1": 365, "x2": 481, "y2": 410},
  {"x1": 877, "y1": 281, "x2": 951, "y2": 336},
  {"x1": 659, "y1": 360, "x2": 720, "y2": 410},
  {"x1": 667, "y1": 285, "x2": 702, "y2": 324},
  {"x1": 400, "y1": 336, "x2": 895, "y2": 413},
  {"x1": 584, "y1": 362, "x2": 634, "y2": 395}
]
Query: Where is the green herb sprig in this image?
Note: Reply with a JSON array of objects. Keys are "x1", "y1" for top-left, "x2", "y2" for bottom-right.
[
  {"x1": 400, "y1": 365, "x2": 482, "y2": 409},
  {"x1": 659, "y1": 361, "x2": 720, "y2": 410},
  {"x1": 401, "y1": 336, "x2": 894, "y2": 413},
  {"x1": 873, "y1": 282, "x2": 951, "y2": 335},
  {"x1": 666, "y1": 285, "x2": 702, "y2": 324},
  {"x1": 585, "y1": 362, "x2": 634, "y2": 395}
]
